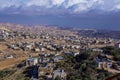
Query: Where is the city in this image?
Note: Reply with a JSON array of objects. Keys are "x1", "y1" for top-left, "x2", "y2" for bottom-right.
[
  {"x1": 0, "y1": 0, "x2": 120, "y2": 80},
  {"x1": 0, "y1": 23, "x2": 120, "y2": 80}
]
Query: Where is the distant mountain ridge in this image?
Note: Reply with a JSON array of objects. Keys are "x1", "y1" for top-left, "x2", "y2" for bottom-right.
[
  {"x1": 0, "y1": 23, "x2": 120, "y2": 39},
  {"x1": 74, "y1": 29, "x2": 120, "y2": 39},
  {"x1": 0, "y1": 13, "x2": 120, "y2": 30}
]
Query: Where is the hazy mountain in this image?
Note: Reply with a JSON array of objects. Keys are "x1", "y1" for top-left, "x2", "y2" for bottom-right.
[{"x1": 0, "y1": 12, "x2": 120, "y2": 30}]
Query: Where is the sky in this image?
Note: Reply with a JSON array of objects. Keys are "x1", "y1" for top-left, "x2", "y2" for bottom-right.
[{"x1": 0, "y1": 0, "x2": 120, "y2": 30}]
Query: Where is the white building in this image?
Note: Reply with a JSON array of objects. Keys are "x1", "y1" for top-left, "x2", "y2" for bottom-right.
[
  {"x1": 53, "y1": 69, "x2": 67, "y2": 80},
  {"x1": 26, "y1": 58, "x2": 38, "y2": 66}
]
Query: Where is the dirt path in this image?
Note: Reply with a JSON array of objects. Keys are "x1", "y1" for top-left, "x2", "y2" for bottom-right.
[{"x1": 0, "y1": 57, "x2": 28, "y2": 70}]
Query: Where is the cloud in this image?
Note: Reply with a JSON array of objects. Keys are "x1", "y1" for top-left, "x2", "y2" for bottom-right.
[
  {"x1": 52, "y1": 0, "x2": 65, "y2": 6},
  {"x1": 0, "y1": 0, "x2": 120, "y2": 14},
  {"x1": 116, "y1": 5, "x2": 120, "y2": 9},
  {"x1": 114, "y1": 4, "x2": 120, "y2": 10}
]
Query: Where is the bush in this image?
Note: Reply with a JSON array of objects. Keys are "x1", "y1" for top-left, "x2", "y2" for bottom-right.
[
  {"x1": 55, "y1": 76, "x2": 61, "y2": 80},
  {"x1": 0, "y1": 69, "x2": 15, "y2": 78}
]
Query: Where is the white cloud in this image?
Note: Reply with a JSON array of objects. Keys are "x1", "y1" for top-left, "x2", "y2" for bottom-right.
[
  {"x1": 114, "y1": 4, "x2": 120, "y2": 10},
  {"x1": 0, "y1": 0, "x2": 120, "y2": 14},
  {"x1": 64, "y1": 0, "x2": 88, "y2": 8},
  {"x1": 52, "y1": 0, "x2": 65, "y2": 6},
  {"x1": 26, "y1": 0, "x2": 51, "y2": 8}
]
